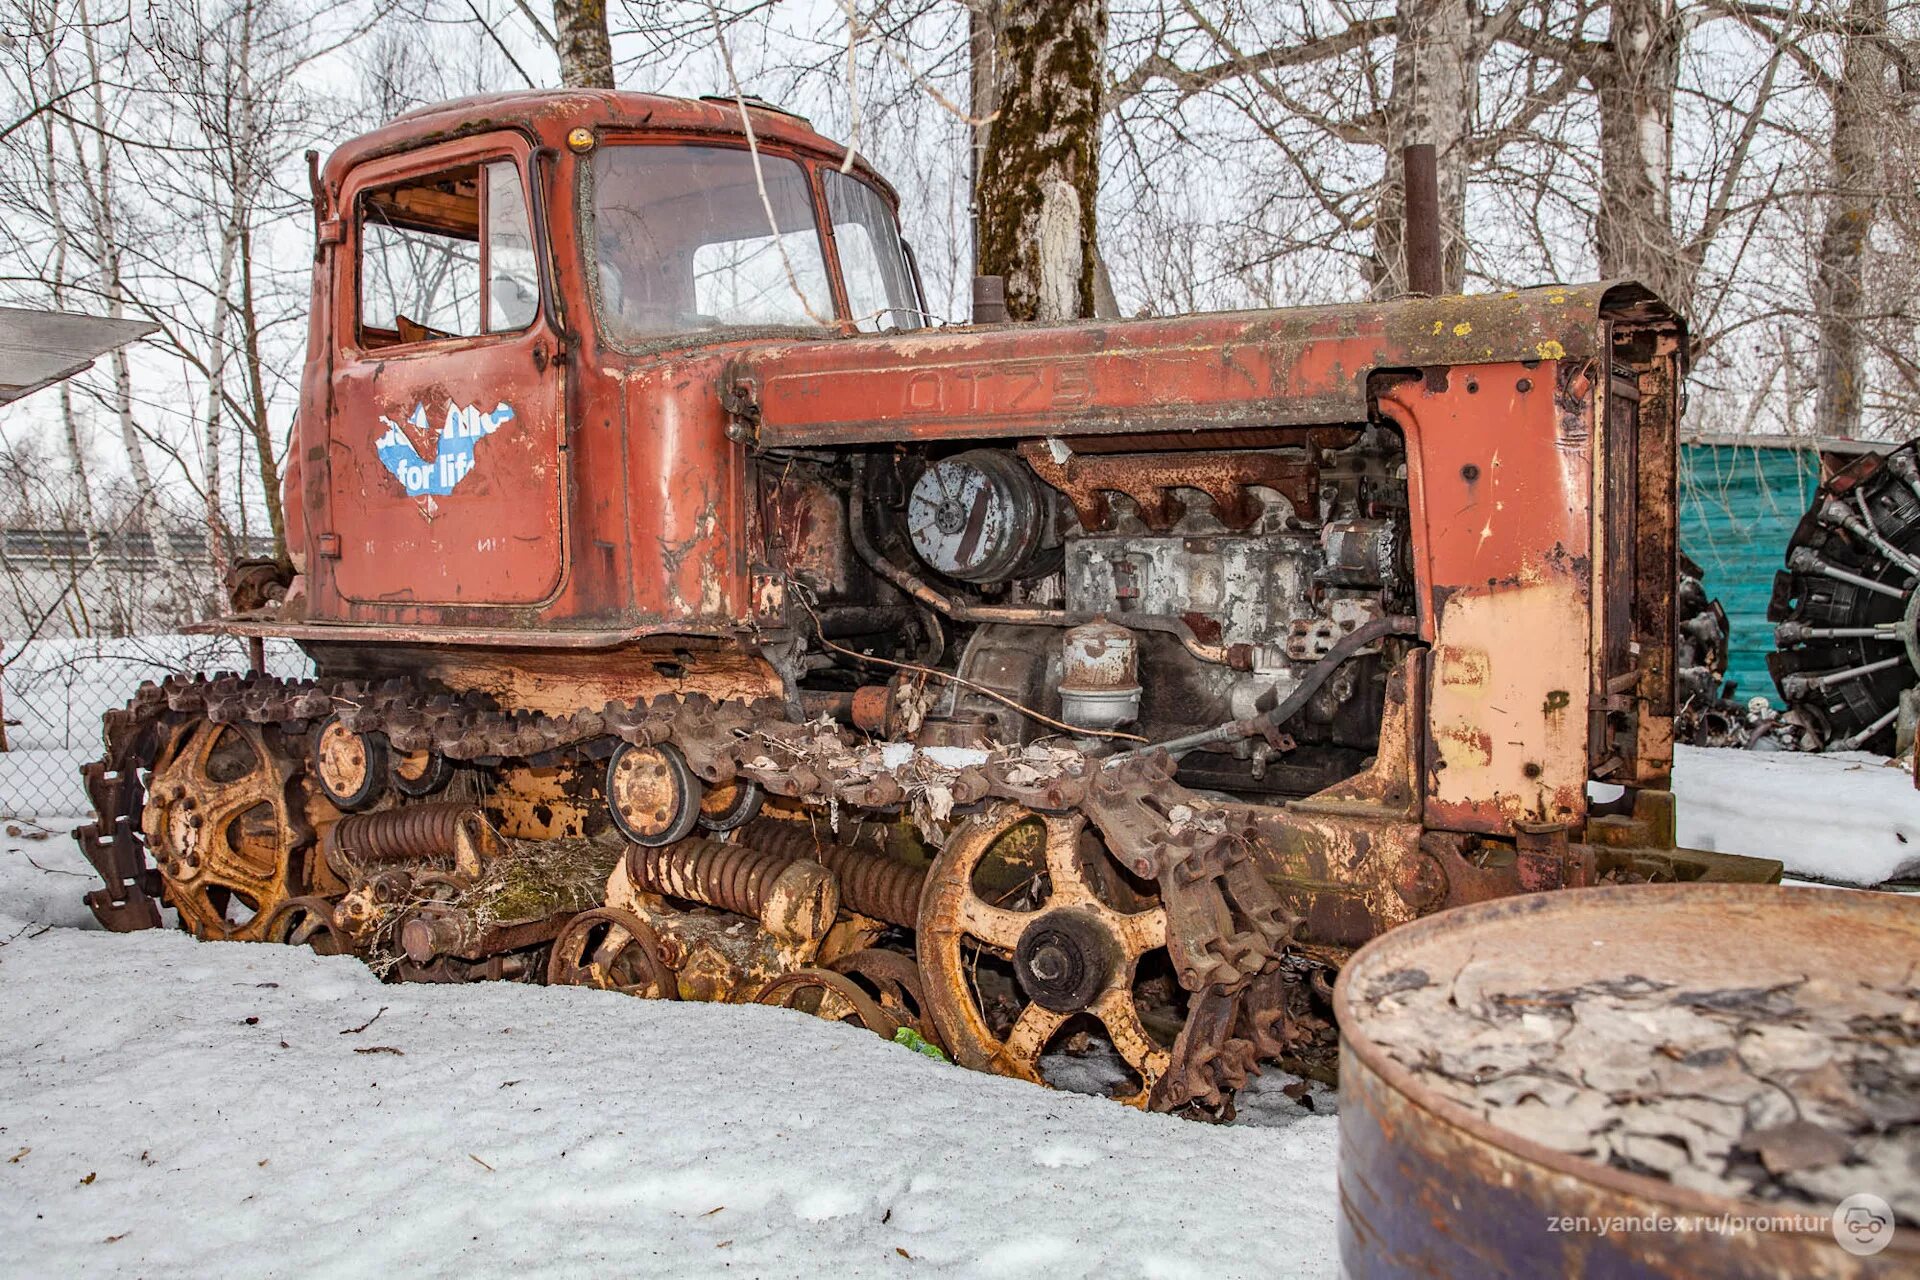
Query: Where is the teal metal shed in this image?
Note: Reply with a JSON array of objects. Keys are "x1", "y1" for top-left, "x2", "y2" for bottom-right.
[{"x1": 1677, "y1": 435, "x2": 1886, "y2": 707}]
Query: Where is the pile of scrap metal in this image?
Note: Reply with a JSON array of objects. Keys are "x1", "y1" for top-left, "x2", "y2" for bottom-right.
[
  {"x1": 72, "y1": 91, "x2": 1782, "y2": 1116},
  {"x1": 1670, "y1": 551, "x2": 1779, "y2": 749}
]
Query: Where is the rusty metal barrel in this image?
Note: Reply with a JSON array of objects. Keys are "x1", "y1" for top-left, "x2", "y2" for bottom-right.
[{"x1": 1336, "y1": 883, "x2": 1919, "y2": 1277}]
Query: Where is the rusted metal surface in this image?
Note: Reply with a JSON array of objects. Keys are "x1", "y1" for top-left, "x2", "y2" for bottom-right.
[
  {"x1": 602, "y1": 855, "x2": 830, "y2": 1003},
  {"x1": 74, "y1": 687, "x2": 172, "y2": 930},
  {"x1": 313, "y1": 715, "x2": 383, "y2": 808},
  {"x1": 625, "y1": 835, "x2": 838, "y2": 945},
  {"x1": 1017, "y1": 443, "x2": 1319, "y2": 531},
  {"x1": 266, "y1": 90, "x2": 900, "y2": 645},
  {"x1": 970, "y1": 275, "x2": 1009, "y2": 324},
  {"x1": 849, "y1": 685, "x2": 891, "y2": 733},
  {"x1": 1335, "y1": 884, "x2": 1919, "y2": 1277},
  {"x1": 606, "y1": 742, "x2": 701, "y2": 845},
  {"x1": 142, "y1": 720, "x2": 317, "y2": 942},
  {"x1": 323, "y1": 802, "x2": 495, "y2": 875},
  {"x1": 398, "y1": 907, "x2": 572, "y2": 963},
  {"x1": 1400, "y1": 143, "x2": 1442, "y2": 297},
  {"x1": 263, "y1": 896, "x2": 349, "y2": 954},
  {"x1": 725, "y1": 283, "x2": 1649, "y2": 448},
  {"x1": 917, "y1": 807, "x2": 1173, "y2": 1109},
  {"x1": 737, "y1": 817, "x2": 926, "y2": 930},
  {"x1": 753, "y1": 968, "x2": 904, "y2": 1040},
  {"x1": 546, "y1": 905, "x2": 678, "y2": 996},
  {"x1": 1057, "y1": 617, "x2": 1141, "y2": 731},
  {"x1": 827, "y1": 947, "x2": 942, "y2": 1050}
]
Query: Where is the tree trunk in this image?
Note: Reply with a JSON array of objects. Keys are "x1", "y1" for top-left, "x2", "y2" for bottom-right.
[
  {"x1": 27, "y1": 7, "x2": 94, "y2": 524},
  {"x1": 239, "y1": 221, "x2": 289, "y2": 565},
  {"x1": 974, "y1": 0, "x2": 1107, "y2": 322},
  {"x1": 1812, "y1": 0, "x2": 1888, "y2": 438},
  {"x1": 73, "y1": 0, "x2": 154, "y2": 513},
  {"x1": 1594, "y1": 0, "x2": 1684, "y2": 311},
  {"x1": 1369, "y1": 0, "x2": 1476, "y2": 298},
  {"x1": 201, "y1": 0, "x2": 259, "y2": 588},
  {"x1": 969, "y1": 0, "x2": 1002, "y2": 271},
  {"x1": 553, "y1": 0, "x2": 615, "y2": 90}
]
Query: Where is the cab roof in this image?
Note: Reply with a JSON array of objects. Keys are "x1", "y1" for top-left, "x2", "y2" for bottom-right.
[{"x1": 319, "y1": 89, "x2": 897, "y2": 208}]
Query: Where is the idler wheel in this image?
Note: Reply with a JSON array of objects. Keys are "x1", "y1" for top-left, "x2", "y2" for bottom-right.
[
  {"x1": 917, "y1": 804, "x2": 1172, "y2": 1108},
  {"x1": 313, "y1": 714, "x2": 387, "y2": 811},
  {"x1": 547, "y1": 907, "x2": 678, "y2": 998},
  {"x1": 697, "y1": 776, "x2": 764, "y2": 832},
  {"x1": 605, "y1": 742, "x2": 702, "y2": 847},
  {"x1": 390, "y1": 748, "x2": 454, "y2": 798}
]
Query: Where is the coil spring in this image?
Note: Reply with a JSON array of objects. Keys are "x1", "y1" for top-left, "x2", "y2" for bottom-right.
[
  {"x1": 324, "y1": 802, "x2": 484, "y2": 874},
  {"x1": 738, "y1": 819, "x2": 926, "y2": 928},
  {"x1": 624, "y1": 837, "x2": 796, "y2": 919}
]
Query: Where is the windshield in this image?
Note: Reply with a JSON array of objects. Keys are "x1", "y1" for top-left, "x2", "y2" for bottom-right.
[
  {"x1": 823, "y1": 169, "x2": 923, "y2": 332},
  {"x1": 589, "y1": 144, "x2": 833, "y2": 341}
]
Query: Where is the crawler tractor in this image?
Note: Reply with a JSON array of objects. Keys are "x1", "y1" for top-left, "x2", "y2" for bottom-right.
[{"x1": 75, "y1": 91, "x2": 1778, "y2": 1112}]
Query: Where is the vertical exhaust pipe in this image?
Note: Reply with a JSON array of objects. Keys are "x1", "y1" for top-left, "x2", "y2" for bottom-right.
[
  {"x1": 1402, "y1": 143, "x2": 1443, "y2": 297},
  {"x1": 971, "y1": 275, "x2": 1010, "y2": 324}
]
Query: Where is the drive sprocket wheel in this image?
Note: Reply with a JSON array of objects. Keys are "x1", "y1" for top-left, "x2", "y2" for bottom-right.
[
  {"x1": 142, "y1": 720, "x2": 315, "y2": 941},
  {"x1": 917, "y1": 804, "x2": 1172, "y2": 1108},
  {"x1": 546, "y1": 907, "x2": 678, "y2": 998}
]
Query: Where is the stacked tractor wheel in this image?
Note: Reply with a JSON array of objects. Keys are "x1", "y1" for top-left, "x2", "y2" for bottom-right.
[{"x1": 1768, "y1": 440, "x2": 1920, "y2": 752}]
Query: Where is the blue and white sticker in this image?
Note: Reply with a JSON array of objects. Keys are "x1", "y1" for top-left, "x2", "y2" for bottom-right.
[{"x1": 376, "y1": 401, "x2": 515, "y2": 499}]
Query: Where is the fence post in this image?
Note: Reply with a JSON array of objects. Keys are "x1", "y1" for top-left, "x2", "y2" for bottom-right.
[{"x1": 0, "y1": 634, "x2": 9, "y2": 752}]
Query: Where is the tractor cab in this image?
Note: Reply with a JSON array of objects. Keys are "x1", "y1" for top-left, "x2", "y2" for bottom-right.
[
  {"x1": 350, "y1": 114, "x2": 925, "y2": 352},
  {"x1": 285, "y1": 91, "x2": 920, "y2": 637}
]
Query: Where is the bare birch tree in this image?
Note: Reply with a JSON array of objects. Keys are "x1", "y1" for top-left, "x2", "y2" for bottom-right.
[
  {"x1": 974, "y1": 0, "x2": 1106, "y2": 320},
  {"x1": 1369, "y1": 0, "x2": 1479, "y2": 296},
  {"x1": 554, "y1": 0, "x2": 615, "y2": 88}
]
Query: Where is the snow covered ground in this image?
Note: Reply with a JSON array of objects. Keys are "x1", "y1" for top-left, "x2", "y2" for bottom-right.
[
  {"x1": 1674, "y1": 744, "x2": 1920, "y2": 886},
  {"x1": 0, "y1": 822, "x2": 1340, "y2": 1279}
]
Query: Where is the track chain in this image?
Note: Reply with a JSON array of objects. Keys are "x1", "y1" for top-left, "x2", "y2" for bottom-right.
[{"x1": 74, "y1": 669, "x2": 1295, "y2": 1105}]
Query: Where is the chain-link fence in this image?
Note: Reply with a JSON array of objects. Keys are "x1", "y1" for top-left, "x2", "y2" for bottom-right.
[{"x1": 0, "y1": 635, "x2": 312, "y2": 817}]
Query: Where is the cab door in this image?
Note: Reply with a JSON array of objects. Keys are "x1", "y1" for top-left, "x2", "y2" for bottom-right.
[{"x1": 322, "y1": 134, "x2": 566, "y2": 609}]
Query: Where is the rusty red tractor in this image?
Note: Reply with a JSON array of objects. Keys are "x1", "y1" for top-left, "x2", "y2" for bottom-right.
[{"x1": 75, "y1": 90, "x2": 1777, "y2": 1113}]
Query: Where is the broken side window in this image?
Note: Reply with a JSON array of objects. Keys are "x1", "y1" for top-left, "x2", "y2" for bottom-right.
[{"x1": 357, "y1": 159, "x2": 539, "y2": 348}]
